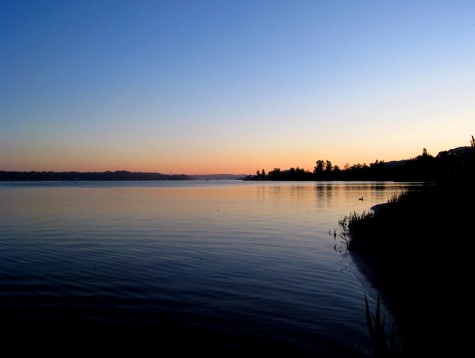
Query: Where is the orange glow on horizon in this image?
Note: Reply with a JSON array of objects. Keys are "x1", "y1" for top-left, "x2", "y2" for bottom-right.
[{"x1": 1, "y1": 133, "x2": 471, "y2": 175}]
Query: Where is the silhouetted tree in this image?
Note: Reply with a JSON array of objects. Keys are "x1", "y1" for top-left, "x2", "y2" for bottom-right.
[
  {"x1": 268, "y1": 168, "x2": 281, "y2": 179},
  {"x1": 314, "y1": 160, "x2": 325, "y2": 174}
]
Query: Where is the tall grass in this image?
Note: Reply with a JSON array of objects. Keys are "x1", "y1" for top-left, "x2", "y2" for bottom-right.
[
  {"x1": 364, "y1": 293, "x2": 399, "y2": 358},
  {"x1": 337, "y1": 183, "x2": 466, "y2": 254},
  {"x1": 338, "y1": 181, "x2": 474, "y2": 357}
]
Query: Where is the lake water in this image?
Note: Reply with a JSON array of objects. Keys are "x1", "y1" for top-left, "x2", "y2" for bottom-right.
[{"x1": 0, "y1": 180, "x2": 415, "y2": 355}]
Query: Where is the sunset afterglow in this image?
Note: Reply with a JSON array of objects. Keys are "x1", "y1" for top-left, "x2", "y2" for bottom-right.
[{"x1": 2, "y1": 1, "x2": 474, "y2": 174}]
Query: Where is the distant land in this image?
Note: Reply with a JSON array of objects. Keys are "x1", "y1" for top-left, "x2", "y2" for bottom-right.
[
  {"x1": 1, "y1": 145, "x2": 471, "y2": 182},
  {"x1": 382, "y1": 146, "x2": 472, "y2": 169},
  {"x1": 189, "y1": 174, "x2": 247, "y2": 180},
  {"x1": 0, "y1": 170, "x2": 247, "y2": 181}
]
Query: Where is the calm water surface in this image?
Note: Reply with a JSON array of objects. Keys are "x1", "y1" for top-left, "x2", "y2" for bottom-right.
[{"x1": 0, "y1": 180, "x2": 416, "y2": 355}]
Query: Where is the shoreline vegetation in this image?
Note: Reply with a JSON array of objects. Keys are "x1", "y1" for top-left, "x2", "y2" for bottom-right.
[
  {"x1": 338, "y1": 136, "x2": 474, "y2": 357},
  {"x1": 244, "y1": 145, "x2": 473, "y2": 183}
]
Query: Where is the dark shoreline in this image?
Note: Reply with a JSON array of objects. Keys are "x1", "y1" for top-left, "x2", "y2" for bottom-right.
[
  {"x1": 0, "y1": 170, "x2": 192, "y2": 181},
  {"x1": 340, "y1": 182, "x2": 473, "y2": 357}
]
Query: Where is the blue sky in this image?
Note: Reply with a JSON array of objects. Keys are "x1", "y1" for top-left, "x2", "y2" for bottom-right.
[{"x1": 1, "y1": 0, "x2": 474, "y2": 174}]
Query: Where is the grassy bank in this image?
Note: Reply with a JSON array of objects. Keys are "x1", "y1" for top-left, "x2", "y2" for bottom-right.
[{"x1": 338, "y1": 180, "x2": 473, "y2": 357}]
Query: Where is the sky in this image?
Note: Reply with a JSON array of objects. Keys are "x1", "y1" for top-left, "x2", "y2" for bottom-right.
[{"x1": 1, "y1": 0, "x2": 474, "y2": 175}]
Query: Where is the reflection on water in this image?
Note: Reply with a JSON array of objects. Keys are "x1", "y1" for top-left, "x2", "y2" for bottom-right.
[{"x1": 0, "y1": 180, "x2": 418, "y2": 354}]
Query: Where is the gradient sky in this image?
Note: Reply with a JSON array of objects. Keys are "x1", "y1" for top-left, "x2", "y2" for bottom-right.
[{"x1": 2, "y1": 0, "x2": 474, "y2": 174}]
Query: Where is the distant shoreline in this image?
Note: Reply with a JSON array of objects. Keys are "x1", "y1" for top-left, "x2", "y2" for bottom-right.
[{"x1": 0, "y1": 171, "x2": 246, "y2": 181}]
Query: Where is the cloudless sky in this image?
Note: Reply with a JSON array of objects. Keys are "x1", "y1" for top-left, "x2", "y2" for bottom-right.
[{"x1": 1, "y1": 0, "x2": 474, "y2": 174}]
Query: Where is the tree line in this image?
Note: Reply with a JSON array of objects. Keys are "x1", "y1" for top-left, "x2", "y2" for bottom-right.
[{"x1": 245, "y1": 139, "x2": 475, "y2": 183}]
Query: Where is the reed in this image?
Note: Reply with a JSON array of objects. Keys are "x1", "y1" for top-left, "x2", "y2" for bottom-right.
[
  {"x1": 364, "y1": 293, "x2": 399, "y2": 358},
  {"x1": 338, "y1": 210, "x2": 378, "y2": 251}
]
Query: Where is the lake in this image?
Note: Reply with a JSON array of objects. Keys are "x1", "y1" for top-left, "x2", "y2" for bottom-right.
[{"x1": 0, "y1": 180, "x2": 415, "y2": 355}]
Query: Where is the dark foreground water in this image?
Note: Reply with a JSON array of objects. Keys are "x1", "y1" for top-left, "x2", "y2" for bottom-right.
[{"x1": 0, "y1": 180, "x2": 415, "y2": 355}]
